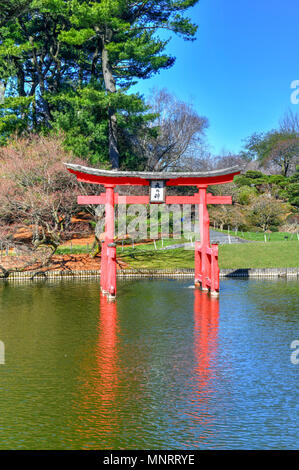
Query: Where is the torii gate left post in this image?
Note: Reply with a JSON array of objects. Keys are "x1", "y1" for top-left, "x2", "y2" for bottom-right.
[{"x1": 65, "y1": 164, "x2": 240, "y2": 300}]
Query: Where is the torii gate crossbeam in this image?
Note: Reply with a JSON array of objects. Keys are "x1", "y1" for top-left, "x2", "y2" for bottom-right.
[{"x1": 65, "y1": 164, "x2": 240, "y2": 299}]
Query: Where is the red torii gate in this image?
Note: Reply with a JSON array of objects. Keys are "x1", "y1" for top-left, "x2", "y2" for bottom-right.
[{"x1": 65, "y1": 164, "x2": 240, "y2": 299}]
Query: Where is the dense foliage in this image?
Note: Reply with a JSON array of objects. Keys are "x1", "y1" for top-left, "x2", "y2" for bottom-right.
[
  {"x1": 209, "y1": 168, "x2": 299, "y2": 233},
  {"x1": 234, "y1": 169, "x2": 299, "y2": 207},
  {"x1": 0, "y1": 0, "x2": 199, "y2": 167}
]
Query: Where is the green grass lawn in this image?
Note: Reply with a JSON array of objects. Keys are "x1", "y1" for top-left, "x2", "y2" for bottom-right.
[
  {"x1": 56, "y1": 237, "x2": 188, "y2": 255},
  {"x1": 117, "y1": 241, "x2": 299, "y2": 269},
  {"x1": 56, "y1": 236, "x2": 299, "y2": 269},
  {"x1": 215, "y1": 229, "x2": 299, "y2": 242},
  {"x1": 218, "y1": 241, "x2": 299, "y2": 269},
  {"x1": 56, "y1": 245, "x2": 91, "y2": 255}
]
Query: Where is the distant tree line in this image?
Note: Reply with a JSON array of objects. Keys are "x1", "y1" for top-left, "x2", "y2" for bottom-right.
[{"x1": 209, "y1": 167, "x2": 299, "y2": 233}]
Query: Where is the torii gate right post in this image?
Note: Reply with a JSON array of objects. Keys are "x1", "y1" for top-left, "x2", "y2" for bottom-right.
[{"x1": 65, "y1": 164, "x2": 240, "y2": 299}]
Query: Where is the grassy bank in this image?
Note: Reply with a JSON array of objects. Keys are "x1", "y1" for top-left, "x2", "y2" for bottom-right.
[
  {"x1": 117, "y1": 241, "x2": 299, "y2": 269},
  {"x1": 56, "y1": 237, "x2": 188, "y2": 255},
  {"x1": 215, "y1": 229, "x2": 298, "y2": 242}
]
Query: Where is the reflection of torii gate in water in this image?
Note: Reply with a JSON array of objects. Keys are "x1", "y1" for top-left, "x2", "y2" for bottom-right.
[
  {"x1": 74, "y1": 292, "x2": 220, "y2": 446},
  {"x1": 66, "y1": 164, "x2": 240, "y2": 299}
]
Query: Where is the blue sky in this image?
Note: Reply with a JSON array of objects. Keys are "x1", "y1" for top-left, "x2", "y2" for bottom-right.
[{"x1": 131, "y1": 0, "x2": 299, "y2": 156}]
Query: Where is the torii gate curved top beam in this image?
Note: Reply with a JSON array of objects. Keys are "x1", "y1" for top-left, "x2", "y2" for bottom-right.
[
  {"x1": 65, "y1": 163, "x2": 241, "y2": 299},
  {"x1": 64, "y1": 163, "x2": 240, "y2": 186}
]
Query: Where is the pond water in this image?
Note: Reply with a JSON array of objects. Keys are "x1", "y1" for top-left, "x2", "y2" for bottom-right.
[{"x1": 0, "y1": 278, "x2": 298, "y2": 450}]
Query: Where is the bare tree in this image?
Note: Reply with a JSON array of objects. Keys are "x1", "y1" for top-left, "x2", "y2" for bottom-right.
[
  {"x1": 209, "y1": 205, "x2": 246, "y2": 231},
  {"x1": 136, "y1": 89, "x2": 209, "y2": 171},
  {"x1": 177, "y1": 146, "x2": 214, "y2": 172},
  {"x1": 214, "y1": 152, "x2": 249, "y2": 171},
  {"x1": 279, "y1": 109, "x2": 299, "y2": 133},
  {"x1": 244, "y1": 110, "x2": 299, "y2": 177},
  {"x1": 0, "y1": 134, "x2": 87, "y2": 257},
  {"x1": 247, "y1": 194, "x2": 289, "y2": 232}
]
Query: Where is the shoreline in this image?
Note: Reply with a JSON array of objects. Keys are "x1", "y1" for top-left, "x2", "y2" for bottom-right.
[{"x1": 0, "y1": 267, "x2": 298, "y2": 281}]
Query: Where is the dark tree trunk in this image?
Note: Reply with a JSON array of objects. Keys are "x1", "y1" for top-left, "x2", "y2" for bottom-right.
[{"x1": 102, "y1": 42, "x2": 119, "y2": 169}]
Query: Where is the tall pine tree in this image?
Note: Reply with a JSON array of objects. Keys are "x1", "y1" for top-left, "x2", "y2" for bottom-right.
[{"x1": 0, "y1": 0, "x2": 199, "y2": 168}]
